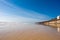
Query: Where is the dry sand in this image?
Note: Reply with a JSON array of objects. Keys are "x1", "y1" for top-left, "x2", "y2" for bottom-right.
[{"x1": 0, "y1": 22, "x2": 60, "y2": 40}]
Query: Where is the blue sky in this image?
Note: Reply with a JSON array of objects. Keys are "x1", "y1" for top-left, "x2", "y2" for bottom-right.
[{"x1": 0, "y1": 0, "x2": 60, "y2": 22}]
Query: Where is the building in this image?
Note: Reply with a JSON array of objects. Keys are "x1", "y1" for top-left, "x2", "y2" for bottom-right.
[
  {"x1": 57, "y1": 16, "x2": 60, "y2": 23},
  {"x1": 57, "y1": 16, "x2": 60, "y2": 19}
]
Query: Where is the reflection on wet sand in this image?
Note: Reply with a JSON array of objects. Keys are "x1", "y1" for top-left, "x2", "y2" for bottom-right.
[
  {"x1": 43, "y1": 23, "x2": 60, "y2": 32},
  {"x1": 57, "y1": 24, "x2": 60, "y2": 32},
  {"x1": 0, "y1": 23, "x2": 60, "y2": 40},
  {"x1": 47, "y1": 23, "x2": 60, "y2": 28},
  {"x1": 57, "y1": 27, "x2": 60, "y2": 32}
]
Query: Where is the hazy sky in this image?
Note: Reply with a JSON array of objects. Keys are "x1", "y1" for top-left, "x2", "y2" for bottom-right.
[{"x1": 0, "y1": 0, "x2": 60, "y2": 22}]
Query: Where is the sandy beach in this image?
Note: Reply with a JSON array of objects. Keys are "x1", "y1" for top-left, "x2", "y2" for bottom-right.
[{"x1": 0, "y1": 22, "x2": 60, "y2": 40}]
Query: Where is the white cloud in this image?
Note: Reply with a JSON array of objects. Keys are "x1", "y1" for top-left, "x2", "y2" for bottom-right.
[
  {"x1": 0, "y1": 0, "x2": 50, "y2": 22},
  {"x1": 0, "y1": 12, "x2": 39, "y2": 22}
]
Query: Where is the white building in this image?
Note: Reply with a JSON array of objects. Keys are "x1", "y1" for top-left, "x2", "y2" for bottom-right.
[
  {"x1": 57, "y1": 16, "x2": 60, "y2": 19},
  {"x1": 57, "y1": 16, "x2": 60, "y2": 24}
]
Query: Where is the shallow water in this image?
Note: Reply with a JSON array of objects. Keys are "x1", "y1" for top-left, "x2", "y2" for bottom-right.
[{"x1": 0, "y1": 23, "x2": 60, "y2": 40}]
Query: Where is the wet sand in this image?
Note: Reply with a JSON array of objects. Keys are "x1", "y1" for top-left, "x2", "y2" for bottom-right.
[{"x1": 0, "y1": 23, "x2": 60, "y2": 40}]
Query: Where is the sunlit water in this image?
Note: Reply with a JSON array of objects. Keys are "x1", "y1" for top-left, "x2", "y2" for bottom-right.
[{"x1": 0, "y1": 22, "x2": 60, "y2": 40}]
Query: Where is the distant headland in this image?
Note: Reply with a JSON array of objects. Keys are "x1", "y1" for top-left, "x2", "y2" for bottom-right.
[{"x1": 36, "y1": 16, "x2": 60, "y2": 28}]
